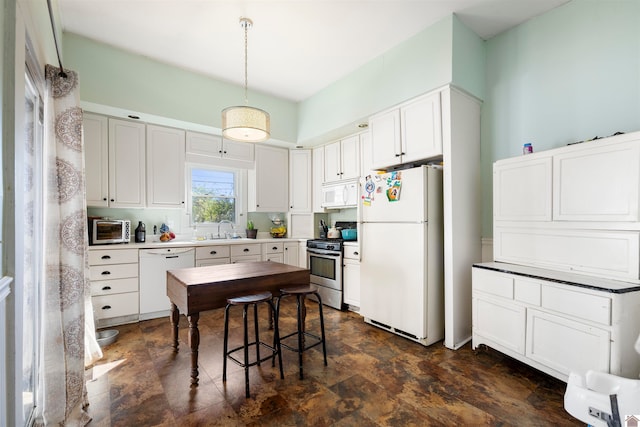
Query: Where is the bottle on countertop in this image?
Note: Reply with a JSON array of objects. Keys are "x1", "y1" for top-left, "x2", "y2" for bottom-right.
[
  {"x1": 523, "y1": 142, "x2": 533, "y2": 155},
  {"x1": 135, "y1": 221, "x2": 146, "y2": 243}
]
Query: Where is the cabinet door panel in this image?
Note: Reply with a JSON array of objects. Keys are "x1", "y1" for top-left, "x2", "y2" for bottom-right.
[
  {"x1": 222, "y1": 139, "x2": 254, "y2": 162},
  {"x1": 289, "y1": 149, "x2": 312, "y2": 212},
  {"x1": 401, "y1": 92, "x2": 442, "y2": 162},
  {"x1": 494, "y1": 156, "x2": 552, "y2": 221},
  {"x1": 370, "y1": 110, "x2": 401, "y2": 169},
  {"x1": 185, "y1": 131, "x2": 223, "y2": 158},
  {"x1": 147, "y1": 125, "x2": 185, "y2": 207},
  {"x1": 553, "y1": 142, "x2": 640, "y2": 221},
  {"x1": 343, "y1": 259, "x2": 360, "y2": 307},
  {"x1": 340, "y1": 135, "x2": 360, "y2": 180},
  {"x1": 312, "y1": 147, "x2": 325, "y2": 212},
  {"x1": 83, "y1": 114, "x2": 109, "y2": 207},
  {"x1": 526, "y1": 309, "x2": 610, "y2": 376},
  {"x1": 494, "y1": 227, "x2": 640, "y2": 280},
  {"x1": 108, "y1": 119, "x2": 146, "y2": 207},
  {"x1": 252, "y1": 145, "x2": 288, "y2": 212},
  {"x1": 473, "y1": 295, "x2": 525, "y2": 354},
  {"x1": 323, "y1": 141, "x2": 341, "y2": 183}
]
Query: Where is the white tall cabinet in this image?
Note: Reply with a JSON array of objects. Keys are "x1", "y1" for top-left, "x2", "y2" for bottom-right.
[
  {"x1": 83, "y1": 113, "x2": 109, "y2": 206},
  {"x1": 362, "y1": 85, "x2": 481, "y2": 349},
  {"x1": 474, "y1": 130, "x2": 640, "y2": 381},
  {"x1": 289, "y1": 149, "x2": 312, "y2": 212}
]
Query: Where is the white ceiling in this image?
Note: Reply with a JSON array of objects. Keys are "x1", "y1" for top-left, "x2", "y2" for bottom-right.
[{"x1": 57, "y1": 0, "x2": 570, "y2": 102}]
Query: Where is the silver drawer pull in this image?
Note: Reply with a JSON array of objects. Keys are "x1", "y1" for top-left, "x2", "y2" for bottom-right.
[
  {"x1": 102, "y1": 286, "x2": 112, "y2": 291},
  {"x1": 102, "y1": 305, "x2": 112, "y2": 310},
  {"x1": 101, "y1": 255, "x2": 111, "y2": 260},
  {"x1": 101, "y1": 271, "x2": 111, "y2": 275}
]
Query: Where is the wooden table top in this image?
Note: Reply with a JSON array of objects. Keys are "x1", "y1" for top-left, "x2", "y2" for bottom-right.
[{"x1": 167, "y1": 261, "x2": 310, "y2": 315}]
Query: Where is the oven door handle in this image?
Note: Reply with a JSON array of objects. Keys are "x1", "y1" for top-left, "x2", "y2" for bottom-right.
[{"x1": 307, "y1": 249, "x2": 341, "y2": 257}]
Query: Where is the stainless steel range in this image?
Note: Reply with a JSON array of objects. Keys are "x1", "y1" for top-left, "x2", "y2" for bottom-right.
[
  {"x1": 307, "y1": 238, "x2": 344, "y2": 310},
  {"x1": 306, "y1": 221, "x2": 356, "y2": 310}
]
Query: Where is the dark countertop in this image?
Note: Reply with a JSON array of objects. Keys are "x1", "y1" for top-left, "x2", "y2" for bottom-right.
[{"x1": 473, "y1": 261, "x2": 640, "y2": 294}]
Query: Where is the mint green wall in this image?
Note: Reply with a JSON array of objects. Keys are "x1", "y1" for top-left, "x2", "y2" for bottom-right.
[
  {"x1": 481, "y1": 0, "x2": 640, "y2": 237},
  {"x1": 62, "y1": 33, "x2": 299, "y2": 143},
  {"x1": 297, "y1": 16, "x2": 454, "y2": 145},
  {"x1": 451, "y1": 14, "x2": 485, "y2": 101}
]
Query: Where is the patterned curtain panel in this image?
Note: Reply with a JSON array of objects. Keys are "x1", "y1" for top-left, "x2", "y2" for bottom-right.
[{"x1": 35, "y1": 65, "x2": 102, "y2": 426}]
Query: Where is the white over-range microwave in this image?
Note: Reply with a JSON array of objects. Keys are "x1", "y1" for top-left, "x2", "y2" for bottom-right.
[{"x1": 321, "y1": 181, "x2": 358, "y2": 209}]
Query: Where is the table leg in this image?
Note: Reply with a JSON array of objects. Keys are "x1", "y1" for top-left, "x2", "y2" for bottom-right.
[
  {"x1": 170, "y1": 303, "x2": 180, "y2": 352},
  {"x1": 188, "y1": 312, "x2": 200, "y2": 386}
]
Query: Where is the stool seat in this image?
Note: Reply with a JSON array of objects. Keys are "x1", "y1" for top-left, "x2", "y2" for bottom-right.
[
  {"x1": 280, "y1": 285, "x2": 317, "y2": 295},
  {"x1": 227, "y1": 292, "x2": 273, "y2": 305}
]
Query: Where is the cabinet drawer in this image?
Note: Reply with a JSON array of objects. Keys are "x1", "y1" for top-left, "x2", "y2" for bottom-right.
[
  {"x1": 264, "y1": 253, "x2": 284, "y2": 263},
  {"x1": 90, "y1": 263, "x2": 138, "y2": 281},
  {"x1": 472, "y1": 268, "x2": 514, "y2": 299},
  {"x1": 195, "y1": 245, "x2": 230, "y2": 260},
  {"x1": 230, "y1": 244, "x2": 261, "y2": 257},
  {"x1": 196, "y1": 258, "x2": 230, "y2": 267},
  {"x1": 526, "y1": 309, "x2": 610, "y2": 376},
  {"x1": 91, "y1": 277, "x2": 138, "y2": 295},
  {"x1": 262, "y1": 242, "x2": 283, "y2": 254},
  {"x1": 514, "y1": 278, "x2": 541, "y2": 306},
  {"x1": 542, "y1": 286, "x2": 611, "y2": 325},
  {"x1": 343, "y1": 245, "x2": 361, "y2": 260},
  {"x1": 89, "y1": 248, "x2": 138, "y2": 265},
  {"x1": 231, "y1": 254, "x2": 262, "y2": 263},
  {"x1": 92, "y1": 292, "x2": 139, "y2": 319}
]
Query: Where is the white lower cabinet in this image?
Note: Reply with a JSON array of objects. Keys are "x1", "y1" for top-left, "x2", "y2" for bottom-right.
[
  {"x1": 89, "y1": 248, "x2": 139, "y2": 327},
  {"x1": 283, "y1": 242, "x2": 300, "y2": 267},
  {"x1": 231, "y1": 243, "x2": 261, "y2": 263},
  {"x1": 472, "y1": 265, "x2": 640, "y2": 381},
  {"x1": 343, "y1": 243, "x2": 361, "y2": 309},
  {"x1": 263, "y1": 242, "x2": 284, "y2": 263},
  {"x1": 196, "y1": 245, "x2": 230, "y2": 266}
]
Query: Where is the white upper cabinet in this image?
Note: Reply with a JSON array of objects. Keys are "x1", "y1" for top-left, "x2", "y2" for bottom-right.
[
  {"x1": 289, "y1": 149, "x2": 312, "y2": 212},
  {"x1": 312, "y1": 146, "x2": 324, "y2": 212},
  {"x1": 553, "y1": 141, "x2": 640, "y2": 222},
  {"x1": 400, "y1": 92, "x2": 443, "y2": 163},
  {"x1": 370, "y1": 91, "x2": 443, "y2": 169},
  {"x1": 185, "y1": 131, "x2": 254, "y2": 162},
  {"x1": 494, "y1": 155, "x2": 552, "y2": 221},
  {"x1": 84, "y1": 113, "x2": 109, "y2": 207},
  {"x1": 146, "y1": 125, "x2": 185, "y2": 208},
  {"x1": 323, "y1": 135, "x2": 360, "y2": 183},
  {"x1": 369, "y1": 109, "x2": 400, "y2": 169},
  {"x1": 249, "y1": 145, "x2": 289, "y2": 212},
  {"x1": 108, "y1": 118, "x2": 146, "y2": 208}
]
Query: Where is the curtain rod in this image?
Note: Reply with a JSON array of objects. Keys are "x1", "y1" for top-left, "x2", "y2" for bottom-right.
[{"x1": 46, "y1": 0, "x2": 67, "y2": 78}]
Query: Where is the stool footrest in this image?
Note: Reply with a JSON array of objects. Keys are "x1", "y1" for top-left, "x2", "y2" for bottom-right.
[
  {"x1": 280, "y1": 331, "x2": 324, "y2": 353},
  {"x1": 226, "y1": 341, "x2": 279, "y2": 368}
]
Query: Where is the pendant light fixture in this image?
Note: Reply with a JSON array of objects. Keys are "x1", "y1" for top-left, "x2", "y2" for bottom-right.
[{"x1": 222, "y1": 17, "x2": 270, "y2": 143}]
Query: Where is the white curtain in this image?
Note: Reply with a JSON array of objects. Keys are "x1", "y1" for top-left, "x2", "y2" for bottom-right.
[{"x1": 34, "y1": 65, "x2": 102, "y2": 426}]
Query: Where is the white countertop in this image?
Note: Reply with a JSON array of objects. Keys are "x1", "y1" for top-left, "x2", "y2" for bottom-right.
[{"x1": 89, "y1": 237, "x2": 307, "y2": 250}]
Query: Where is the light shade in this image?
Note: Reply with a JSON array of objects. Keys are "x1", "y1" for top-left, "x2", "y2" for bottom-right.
[{"x1": 222, "y1": 105, "x2": 270, "y2": 143}]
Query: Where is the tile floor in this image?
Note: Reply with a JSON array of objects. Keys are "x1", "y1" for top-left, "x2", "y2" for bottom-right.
[{"x1": 85, "y1": 300, "x2": 580, "y2": 426}]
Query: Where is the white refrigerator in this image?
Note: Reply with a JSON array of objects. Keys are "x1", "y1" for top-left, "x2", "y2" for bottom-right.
[{"x1": 359, "y1": 165, "x2": 444, "y2": 345}]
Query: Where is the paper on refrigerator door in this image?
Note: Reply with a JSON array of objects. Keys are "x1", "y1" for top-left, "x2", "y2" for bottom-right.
[{"x1": 362, "y1": 171, "x2": 403, "y2": 207}]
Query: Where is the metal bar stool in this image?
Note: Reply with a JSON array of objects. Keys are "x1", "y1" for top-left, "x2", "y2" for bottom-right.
[
  {"x1": 276, "y1": 285, "x2": 328, "y2": 379},
  {"x1": 223, "y1": 291, "x2": 283, "y2": 398}
]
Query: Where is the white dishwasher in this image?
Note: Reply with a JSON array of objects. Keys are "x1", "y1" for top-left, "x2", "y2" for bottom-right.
[{"x1": 139, "y1": 247, "x2": 195, "y2": 320}]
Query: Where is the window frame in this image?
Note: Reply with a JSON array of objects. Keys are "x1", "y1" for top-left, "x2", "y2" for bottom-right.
[{"x1": 185, "y1": 163, "x2": 245, "y2": 232}]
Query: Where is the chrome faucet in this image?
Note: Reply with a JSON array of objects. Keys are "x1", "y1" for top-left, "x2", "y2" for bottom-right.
[{"x1": 218, "y1": 220, "x2": 233, "y2": 239}]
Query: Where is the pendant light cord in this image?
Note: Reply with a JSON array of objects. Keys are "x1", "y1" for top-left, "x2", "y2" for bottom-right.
[{"x1": 242, "y1": 18, "x2": 250, "y2": 105}]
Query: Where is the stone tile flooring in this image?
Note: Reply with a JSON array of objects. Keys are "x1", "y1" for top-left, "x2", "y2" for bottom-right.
[{"x1": 85, "y1": 300, "x2": 580, "y2": 426}]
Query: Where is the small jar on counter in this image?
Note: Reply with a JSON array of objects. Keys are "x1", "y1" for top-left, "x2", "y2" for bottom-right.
[{"x1": 523, "y1": 143, "x2": 533, "y2": 155}]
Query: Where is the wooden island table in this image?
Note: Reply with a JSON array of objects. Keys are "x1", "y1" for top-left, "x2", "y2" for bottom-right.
[{"x1": 166, "y1": 261, "x2": 310, "y2": 386}]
